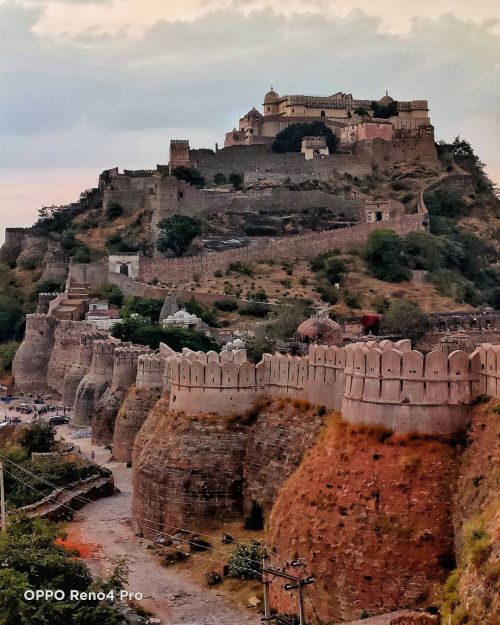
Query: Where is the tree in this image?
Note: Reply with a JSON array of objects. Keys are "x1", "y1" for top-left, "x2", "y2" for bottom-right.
[
  {"x1": 382, "y1": 300, "x2": 430, "y2": 343},
  {"x1": 213, "y1": 173, "x2": 227, "y2": 186},
  {"x1": 228, "y1": 173, "x2": 244, "y2": 190},
  {"x1": 120, "y1": 296, "x2": 163, "y2": 321},
  {"x1": 364, "y1": 229, "x2": 410, "y2": 282},
  {"x1": 182, "y1": 297, "x2": 218, "y2": 327},
  {"x1": 353, "y1": 107, "x2": 369, "y2": 116},
  {"x1": 370, "y1": 100, "x2": 398, "y2": 118},
  {"x1": 228, "y1": 541, "x2": 262, "y2": 580},
  {"x1": 105, "y1": 201, "x2": 124, "y2": 220},
  {"x1": 425, "y1": 187, "x2": 468, "y2": 220},
  {"x1": 272, "y1": 121, "x2": 338, "y2": 153},
  {"x1": 88, "y1": 284, "x2": 124, "y2": 307},
  {"x1": 20, "y1": 422, "x2": 55, "y2": 454},
  {"x1": 402, "y1": 231, "x2": 445, "y2": 271},
  {"x1": 170, "y1": 166, "x2": 206, "y2": 188},
  {"x1": 157, "y1": 215, "x2": 202, "y2": 257}
]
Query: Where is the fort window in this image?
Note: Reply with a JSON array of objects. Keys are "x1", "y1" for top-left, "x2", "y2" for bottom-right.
[
  {"x1": 119, "y1": 263, "x2": 129, "y2": 276},
  {"x1": 376, "y1": 211, "x2": 383, "y2": 221},
  {"x1": 321, "y1": 110, "x2": 326, "y2": 117},
  {"x1": 178, "y1": 190, "x2": 184, "y2": 199}
]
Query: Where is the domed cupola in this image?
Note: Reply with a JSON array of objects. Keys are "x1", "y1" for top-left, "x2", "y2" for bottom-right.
[{"x1": 263, "y1": 86, "x2": 280, "y2": 116}]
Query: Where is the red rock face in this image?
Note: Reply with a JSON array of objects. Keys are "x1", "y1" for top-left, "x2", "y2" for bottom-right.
[{"x1": 267, "y1": 418, "x2": 457, "y2": 622}]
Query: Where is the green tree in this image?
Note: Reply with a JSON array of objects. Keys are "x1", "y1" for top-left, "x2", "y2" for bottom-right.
[
  {"x1": 228, "y1": 541, "x2": 262, "y2": 580},
  {"x1": 382, "y1": 300, "x2": 430, "y2": 343},
  {"x1": 213, "y1": 173, "x2": 227, "y2": 186},
  {"x1": 105, "y1": 201, "x2": 124, "y2": 220},
  {"x1": 272, "y1": 121, "x2": 339, "y2": 153},
  {"x1": 228, "y1": 173, "x2": 244, "y2": 190},
  {"x1": 120, "y1": 296, "x2": 163, "y2": 321},
  {"x1": 370, "y1": 100, "x2": 398, "y2": 118},
  {"x1": 20, "y1": 422, "x2": 55, "y2": 455},
  {"x1": 170, "y1": 166, "x2": 206, "y2": 188},
  {"x1": 182, "y1": 297, "x2": 218, "y2": 326},
  {"x1": 364, "y1": 229, "x2": 410, "y2": 282},
  {"x1": 0, "y1": 342, "x2": 19, "y2": 376},
  {"x1": 402, "y1": 231, "x2": 445, "y2": 271},
  {"x1": 425, "y1": 187, "x2": 468, "y2": 220},
  {"x1": 88, "y1": 284, "x2": 124, "y2": 307},
  {"x1": 157, "y1": 215, "x2": 202, "y2": 257}
]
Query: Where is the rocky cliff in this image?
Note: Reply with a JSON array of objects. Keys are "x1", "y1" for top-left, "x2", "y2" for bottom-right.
[
  {"x1": 443, "y1": 399, "x2": 499, "y2": 625},
  {"x1": 267, "y1": 417, "x2": 458, "y2": 622}
]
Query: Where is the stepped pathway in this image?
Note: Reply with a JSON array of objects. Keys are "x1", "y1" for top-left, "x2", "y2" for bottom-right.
[{"x1": 64, "y1": 434, "x2": 260, "y2": 625}]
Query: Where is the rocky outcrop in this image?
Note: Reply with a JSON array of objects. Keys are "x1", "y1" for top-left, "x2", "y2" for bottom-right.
[
  {"x1": 12, "y1": 314, "x2": 58, "y2": 391},
  {"x1": 244, "y1": 398, "x2": 327, "y2": 517},
  {"x1": 16, "y1": 231, "x2": 49, "y2": 270},
  {"x1": 132, "y1": 405, "x2": 249, "y2": 536},
  {"x1": 445, "y1": 399, "x2": 500, "y2": 625},
  {"x1": 92, "y1": 345, "x2": 150, "y2": 445},
  {"x1": 112, "y1": 386, "x2": 161, "y2": 463},
  {"x1": 267, "y1": 418, "x2": 457, "y2": 622}
]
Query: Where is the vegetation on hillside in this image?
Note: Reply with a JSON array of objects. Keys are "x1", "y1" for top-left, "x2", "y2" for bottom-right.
[
  {"x1": 157, "y1": 215, "x2": 202, "y2": 257},
  {"x1": 272, "y1": 121, "x2": 338, "y2": 153},
  {"x1": 170, "y1": 166, "x2": 206, "y2": 188},
  {"x1": 0, "y1": 516, "x2": 126, "y2": 624}
]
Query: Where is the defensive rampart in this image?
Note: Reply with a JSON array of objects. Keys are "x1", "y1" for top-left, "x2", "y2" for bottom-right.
[
  {"x1": 139, "y1": 212, "x2": 425, "y2": 283},
  {"x1": 73, "y1": 339, "x2": 120, "y2": 426},
  {"x1": 12, "y1": 314, "x2": 58, "y2": 391},
  {"x1": 476, "y1": 343, "x2": 500, "y2": 398},
  {"x1": 341, "y1": 346, "x2": 480, "y2": 434},
  {"x1": 46, "y1": 320, "x2": 94, "y2": 394},
  {"x1": 62, "y1": 331, "x2": 109, "y2": 407}
]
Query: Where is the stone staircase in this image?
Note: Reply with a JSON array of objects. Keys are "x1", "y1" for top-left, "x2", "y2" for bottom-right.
[{"x1": 51, "y1": 281, "x2": 90, "y2": 321}]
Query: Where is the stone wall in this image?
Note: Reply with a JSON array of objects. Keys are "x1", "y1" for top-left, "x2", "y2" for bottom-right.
[
  {"x1": 139, "y1": 212, "x2": 425, "y2": 283},
  {"x1": 12, "y1": 314, "x2": 58, "y2": 391},
  {"x1": 46, "y1": 320, "x2": 94, "y2": 394},
  {"x1": 73, "y1": 339, "x2": 119, "y2": 426},
  {"x1": 476, "y1": 343, "x2": 500, "y2": 398},
  {"x1": 62, "y1": 331, "x2": 109, "y2": 407},
  {"x1": 92, "y1": 345, "x2": 151, "y2": 445},
  {"x1": 341, "y1": 345, "x2": 480, "y2": 434}
]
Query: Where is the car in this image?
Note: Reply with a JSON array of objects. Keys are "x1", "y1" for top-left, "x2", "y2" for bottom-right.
[{"x1": 48, "y1": 415, "x2": 70, "y2": 425}]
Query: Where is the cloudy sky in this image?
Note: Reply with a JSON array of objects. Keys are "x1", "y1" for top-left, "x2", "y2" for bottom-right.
[{"x1": 1, "y1": 0, "x2": 499, "y2": 240}]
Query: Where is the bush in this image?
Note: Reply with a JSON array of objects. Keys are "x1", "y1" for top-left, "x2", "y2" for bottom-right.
[
  {"x1": 247, "y1": 288, "x2": 268, "y2": 302},
  {"x1": 344, "y1": 290, "x2": 361, "y2": 309},
  {"x1": 0, "y1": 341, "x2": 19, "y2": 375},
  {"x1": 228, "y1": 173, "x2": 243, "y2": 190},
  {"x1": 272, "y1": 121, "x2": 338, "y2": 154},
  {"x1": 424, "y1": 187, "x2": 468, "y2": 219},
  {"x1": 213, "y1": 173, "x2": 226, "y2": 186},
  {"x1": 382, "y1": 300, "x2": 430, "y2": 343},
  {"x1": 112, "y1": 322, "x2": 220, "y2": 352},
  {"x1": 120, "y1": 296, "x2": 163, "y2": 321},
  {"x1": 21, "y1": 422, "x2": 55, "y2": 455},
  {"x1": 228, "y1": 261, "x2": 253, "y2": 276},
  {"x1": 239, "y1": 302, "x2": 269, "y2": 317},
  {"x1": 244, "y1": 501, "x2": 264, "y2": 531},
  {"x1": 214, "y1": 300, "x2": 238, "y2": 312},
  {"x1": 182, "y1": 297, "x2": 218, "y2": 326},
  {"x1": 364, "y1": 229, "x2": 410, "y2": 282},
  {"x1": 106, "y1": 201, "x2": 124, "y2": 220},
  {"x1": 170, "y1": 166, "x2": 205, "y2": 188},
  {"x1": 88, "y1": 284, "x2": 124, "y2": 307},
  {"x1": 157, "y1": 215, "x2": 202, "y2": 257},
  {"x1": 228, "y1": 542, "x2": 262, "y2": 580}
]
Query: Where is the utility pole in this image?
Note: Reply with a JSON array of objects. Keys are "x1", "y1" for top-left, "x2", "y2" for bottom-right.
[
  {"x1": 0, "y1": 460, "x2": 6, "y2": 531},
  {"x1": 262, "y1": 558, "x2": 314, "y2": 625}
]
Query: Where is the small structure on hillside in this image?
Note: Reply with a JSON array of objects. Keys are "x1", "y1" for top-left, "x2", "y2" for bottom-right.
[
  {"x1": 364, "y1": 199, "x2": 404, "y2": 223},
  {"x1": 108, "y1": 254, "x2": 140, "y2": 278},
  {"x1": 301, "y1": 136, "x2": 329, "y2": 160},
  {"x1": 161, "y1": 309, "x2": 209, "y2": 334},
  {"x1": 296, "y1": 311, "x2": 343, "y2": 346},
  {"x1": 438, "y1": 329, "x2": 475, "y2": 354},
  {"x1": 85, "y1": 300, "x2": 120, "y2": 330}
]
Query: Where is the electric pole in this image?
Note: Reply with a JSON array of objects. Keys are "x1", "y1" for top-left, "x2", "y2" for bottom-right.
[
  {"x1": 262, "y1": 557, "x2": 314, "y2": 625},
  {"x1": 0, "y1": 460, "x2": 6, "y2": 531}
]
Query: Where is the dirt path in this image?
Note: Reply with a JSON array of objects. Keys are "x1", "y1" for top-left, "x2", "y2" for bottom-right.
[{"x1": 65, "y1": 440, "x2": 260, "y2": 625}]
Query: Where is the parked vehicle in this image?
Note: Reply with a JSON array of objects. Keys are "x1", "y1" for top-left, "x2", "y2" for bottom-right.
[{"x1": 48, "y1": 415, "x2": 71, "y2": 425}]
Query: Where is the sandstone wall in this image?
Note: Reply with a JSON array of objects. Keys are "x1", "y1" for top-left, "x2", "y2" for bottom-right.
[
  {"x1": 46, "y1": 320, "x2": 94, "y2": 395},
  {"x1": 112, "y1": 386, "x2": 162, "y2": 463},
  {"x1": 92, "y1": 345, "x2": 151, "y2": 445},
  {"x1": 62, "y1": 331, "x2": 108, "y2": 407},
  {"x1": 12, "y1": 314, "x2": 58, "y2": 391},
  {"x1": 0, "y1": 228, "x2": 29, "y2": 265},
  {"x1": 267, "y1": 419, "x2": 457, "y2": 622},
  {"x1": 139, "y1": 212, "x2": 425, "y2": 283},
  {"x1": 73, "y1": 339, "x2": 119, "y2": 426},
  {"x1": 16, "y1": 231, "x2": 49, "y2": 270}
]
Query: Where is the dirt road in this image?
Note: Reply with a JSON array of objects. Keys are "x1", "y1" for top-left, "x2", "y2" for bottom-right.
[{"x1": 66, "y1": 441, "x2": 260, "y2": 625}]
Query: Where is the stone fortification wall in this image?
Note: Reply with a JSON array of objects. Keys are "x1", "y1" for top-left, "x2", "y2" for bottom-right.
[
  {"x1": 73, "y1": 339, "x2": 119, "y2": 426},
  {"x1": 341, "y1": 346, "x2": 480, "y2": 434},
  {"x1": 16, "y1": 231, "x2": 49, "y2": 270},
  {"x1": 12, "y1": 314, "x2": 58, "y2": 391},
  {"x1": 112, "y1": 386, "x2": 162, "y2": 463},
  {"x1": 136, "y1": 353, "x2": 166, "y2": 390},
  {"x1": 46, "y1": 320, "x2": 94, "y2": 394},
  {"x1": 139, "y1": 212, "x2": 425, "y2": 283},
  {"x1": 68, "y1": 259, "x2": 108, "y2": 285},
  {"x1": 62, "y1": 331, "x2": 109, "y2": 407},
  {"x1": 0, "y1": 228, "x2": 29, "y2": 265},
  {"x1": 476, "y1": 344, "x2": 500, "y2": 398},
  {"x1": 93, "y1": 345, "x2": 151, "y2": 445}
]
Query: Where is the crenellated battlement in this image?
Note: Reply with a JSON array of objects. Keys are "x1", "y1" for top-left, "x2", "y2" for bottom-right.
[
  {"x1": 136, "y1": 353, "x2": 166, "y2": 390},
  {"x1": 475, "y1": 343, "x2": 500, "y2": 397},
  {"x1": 112, "y1": 345, "x2": 151, "y2": 388},
  {"x1": 341, "y1": 346, "x2": 480, "y2": 433}
]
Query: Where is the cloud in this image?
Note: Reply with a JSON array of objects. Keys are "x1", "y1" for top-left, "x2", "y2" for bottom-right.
[{"x1": 0, "y1": 1, "x2": 499, "y2": 182}]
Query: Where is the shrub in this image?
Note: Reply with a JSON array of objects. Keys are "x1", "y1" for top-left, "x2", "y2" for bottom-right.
[
  {"x1": 213, "y1": 269, "x2": 223, "y2": 278},
  {"x1": 88, "y1": 284, "x2": 124, "y2": 307},
  {"x1": 244, "y1": 501, "x2": 264, "y2": 531},
  {"x1": 239, "y1": 302, "x2": 269, "y2": 317},
  {"x1": 343, "y1": 290, "x2": 361, "y2": 309},
  {"x1": 228, "y1": 261, "x2": 253, "y2": 276},
  {"x1": 228, "y1": 173, "x2": 244, "y2": 190},
  {"x1": 120, "y1": 296, "x2": 163, "y2": 321},
  {"x1": 391, "y1": 180, "x2": 411, "y2": 191},
  {"x1": 213, "y1": 173, "x2": 227, "y2": 186},
  {"x1": 182, "y1": 297, "x2": 218, "y2": 326},
  {"x1": 464, "y1": 519, "x2": 491, "y2": 567},
  {"x1": 157, "y1": 215, "x2": 202, "y2": 257},
  {"x1": 214, "y1": 300, "x2": 238, "y2": 312},
  {"x1": 21, "y1": 422, "x2": 55, "y2": 455},
  {"x1": 228, "y1": 542, "x2": 262, "y2": 580},
  {"x1": 247, "y1": 288, "x2": 268, "y2": 302},
  {"x1": 382, "y1": 299, "x2": 430, "y2": 343},
  {"x1": 106, "y1": 201, "x2": 124, "y2": 220},
  {"x1": 170, "y1": 166, "x2": 205, "y2": 188},
  {"x1": 0, "y1": 341, "x2": 19, "y2": 375},
  {"x1": 364, "y1": 229, "x2": 410, "y2": 282}
]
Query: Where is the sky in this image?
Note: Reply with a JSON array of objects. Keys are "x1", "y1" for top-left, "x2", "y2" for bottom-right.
[{"x1": 1, "y1": 0, "x2": 499, "y2": 241}]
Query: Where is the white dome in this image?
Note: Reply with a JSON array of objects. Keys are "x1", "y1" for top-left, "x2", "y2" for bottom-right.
[
  {"x1": 233, "y1": 338, "x2": 245, "y2": 349},
  {"x1": 225, "y1": 341, "x2": 234, "y2": 350}
]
